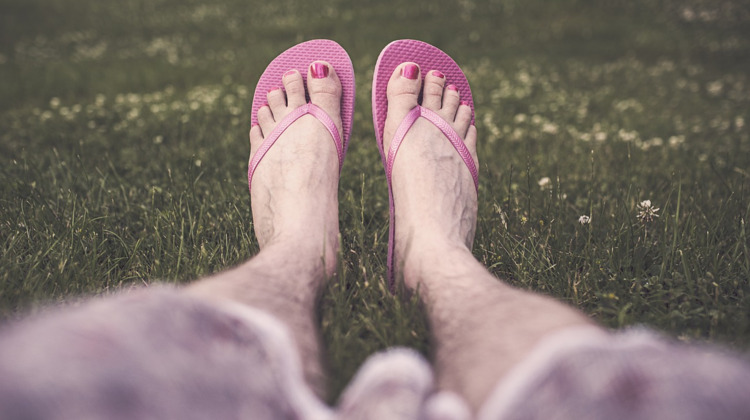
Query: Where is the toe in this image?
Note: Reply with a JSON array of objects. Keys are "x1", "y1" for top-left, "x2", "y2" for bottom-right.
[
  {"x1": 266, "y1": 87, "x2": 286, "y2": 115},
  {"x1": 257, "y1": 104, "x2": 275, "y2": 135},
  {"x1": 386, "y1": 62, "x2": 422, "y2": 126},
  {"x1": 454, "y1": 101, "x2": 472, "y2": 137},
  {"x1": 441, "y1": 84, "x2": 460, "y2": 119},
  {"x1": 307, "y1": 61, "x2": 342, "y2": 117},
  {"x1": 422, "y1": 70, "x2": 446, "y2": 110},
  {"x1": 307, "y1": 61, "x2": 343, "y2": 143},
  {"x1": 283, "y1": 69, "x2": 306, "y2": 109}
]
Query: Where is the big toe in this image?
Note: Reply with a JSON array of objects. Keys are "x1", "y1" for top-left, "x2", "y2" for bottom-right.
[
  {"x1": 385, "y1": 63, "x2": 422, "y2": 131},
  {"x1": 307, "y1": 61, "x2": 342, "y2": 122}
]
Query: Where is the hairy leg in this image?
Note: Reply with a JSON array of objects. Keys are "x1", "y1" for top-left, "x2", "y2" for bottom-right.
[
  {"x1": 186, "y1": 62, "x2": 343, "y2": 398},
  {"x1": 383, "y1": 62, "x2": 601, "y2": 412}
]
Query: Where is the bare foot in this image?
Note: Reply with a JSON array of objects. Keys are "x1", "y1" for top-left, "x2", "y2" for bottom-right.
[
  {"x1": 383, "y1": 63, "x2": 479, "y2": 290},
  {"x1": 186, "y1": 62, "x2": 346, "y2": 398},
  {"x1": 249, "y1": 61, "x2": 343, "y2": 276}
]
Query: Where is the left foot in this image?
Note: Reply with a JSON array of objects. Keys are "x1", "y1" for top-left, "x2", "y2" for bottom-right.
[{"x1": 248, "y1": 62, "x2": 344, "y2": 276}]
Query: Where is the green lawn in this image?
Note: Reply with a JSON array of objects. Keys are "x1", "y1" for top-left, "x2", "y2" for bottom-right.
[{"x1": 1, "y1": 0, "x2": 749, "y2": 401}]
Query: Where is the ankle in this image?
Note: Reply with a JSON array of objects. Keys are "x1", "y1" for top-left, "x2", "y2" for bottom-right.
[
  {"x1": 397, "y1": 238, "x2": 476, "y2": 290},
  {"x1": 261, "y1": 231, "x2": 340, "y2": 278}
]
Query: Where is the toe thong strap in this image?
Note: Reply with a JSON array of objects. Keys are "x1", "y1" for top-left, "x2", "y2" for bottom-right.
[
  {"x1": 248, "y1": 103, "x2": 344, "y2": 191},
  {"x1": 385, "y1": 106, "x2": 479, "y2": 191}
]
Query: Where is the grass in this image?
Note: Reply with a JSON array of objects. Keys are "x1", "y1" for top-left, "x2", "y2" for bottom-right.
[{"x1": 1, "y1": 0, "x2": 749, "y2": 401}]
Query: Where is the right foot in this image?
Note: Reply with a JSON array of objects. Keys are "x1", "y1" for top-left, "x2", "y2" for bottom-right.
[
  {"x1": 383, "y1": 63, "x2": 479, "y2": 290},
  {"x1": 248, "y1": 62, "x2": 343, "y2": 276}
]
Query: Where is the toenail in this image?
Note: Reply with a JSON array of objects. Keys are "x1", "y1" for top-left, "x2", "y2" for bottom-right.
[
  {"x1": 267, "y1": 87, "x2": 282, "y2": 93},
  {"x1": 401, "y1": 64, "x2": 419, "y2": 80},
  {"x1": 460, "y1": 100, "x2": 469, "y2": 106},
  {"x1": 284, "y1": 69, "x2": 297, "y2": 77},
  {"x1": 310, "y1": 63, "x2": 329, "y2": 79},
  {"x1": 447, "y1": 84, "x2": 458, "y2": 92},
  {"x1": 431, "y1": 70, "x2": 445, "y2": 78}
]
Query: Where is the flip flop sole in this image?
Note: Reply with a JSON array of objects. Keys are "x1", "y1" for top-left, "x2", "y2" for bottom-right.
[
  {"x1": 372, "y1": 39, "x2": 474, "y2": 166},
  {"x1": 251, "y1": 39, "x2": 355, "y2": 154}
]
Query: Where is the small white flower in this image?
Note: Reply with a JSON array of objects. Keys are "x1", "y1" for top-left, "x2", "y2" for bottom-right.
[
  {"x1": 707, "y1": 80, "x2": 723, "y2": 96},
  {"x1": 542, "y1": 122, "x2": 559, "y2": 134},
  {"x1": 637, "y1": 200, "x2": 660, "y2": 222},
  {"x1": 578, "y1": 215, "x2": 591, "y2": 225},
  {"x1": 538, "y1": 177, "x2": 551, "y2": 189}
]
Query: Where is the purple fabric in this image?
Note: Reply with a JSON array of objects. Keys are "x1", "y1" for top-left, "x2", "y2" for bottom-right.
[{"x1": 1, "y1": 289, "x2": 748, "y2": 420}]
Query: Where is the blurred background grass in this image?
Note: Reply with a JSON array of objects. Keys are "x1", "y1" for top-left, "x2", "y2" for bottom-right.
[{"x1": 1, "y1": 0, "x2": 749, "y2": 401}]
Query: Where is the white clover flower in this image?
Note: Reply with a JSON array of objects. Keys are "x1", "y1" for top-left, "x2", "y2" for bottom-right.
[
  {"x1": 578, "y1": 215, "x2": 591, "y2": 225},
  {"x1": 637, "y1": 200, "x2": 660, "y2": 222},
  {"x1": 542, "y1": 122, "x2": 559, "y2": 134},
  {"x1": 707, "y1": 80, "x2": 723, "y2": 96},
  {"x1": 668, "y1": 135, "x2": 685, "y2": 147},
  {"x1": 538, "y1": 177, "x2": 551, "y2": 189}
]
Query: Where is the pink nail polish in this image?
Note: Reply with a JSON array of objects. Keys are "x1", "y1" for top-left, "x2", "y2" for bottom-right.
[
  {"x1": 460, "y1": 100, "x2": 469, "y2": 106},
  {"x1": 284, "y1": 69, "x2": 297, "y2": 77},
  {"x1": 447, "y1": 84, "x2": 458, "y2": 91},
  {"x1": 401, "y1": 64, "x2": 419, "y2": 80},
  {"x1": 310, "y1": 63, "x2": 329, "y2": 79},
  {"x1": 267, "y1": 87, "x2": 281, "y2": 93},
  {"x1": 431, "y1": 70, "x2": 445, "y2": 78}
]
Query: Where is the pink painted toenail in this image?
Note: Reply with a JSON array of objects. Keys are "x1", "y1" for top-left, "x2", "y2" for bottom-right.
[
  {"x1": 401, "y1": 64, "x2": 419, "y2": 80},
  {"x1": 284, "y1": 69, "x2": 297, "y2": 77},
  {"x1": 431, "y1": 70, "x2": 445, "y2": 78},
  {"x1": 460, "y1": 100, "x2": 469, "y2": 106},
  {"x1": 447, "y1": 84, "x2": 458, "y2": 91},
  {"x1": 311, "y1": 63, "x2": 329, "y2": 79},
  {"x1": 267, "y1": 87, "x2": 281, "y2": 93}
]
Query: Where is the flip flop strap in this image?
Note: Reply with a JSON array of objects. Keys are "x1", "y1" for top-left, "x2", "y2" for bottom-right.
[
  {"x1": 383, "y1": 105, "x2": 479, "y2": 290},
  {"x1": 248, "y1": 103, "x2": 344, "y2": 191},
  {"x1": 385, "y1": 105, "x2": 479, "y2": 191}
]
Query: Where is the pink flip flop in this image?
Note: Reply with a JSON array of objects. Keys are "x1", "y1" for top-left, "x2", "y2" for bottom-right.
[
  {"x1": 372, "y1": 39, "x2": 479, "y2": 291},
  {"x1": 248, "y1": 39, "x2": 355, "y2": 192}
]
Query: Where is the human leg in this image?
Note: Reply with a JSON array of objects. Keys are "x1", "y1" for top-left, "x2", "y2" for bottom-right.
[
  {"x1": 380, "y1": 60, "x2": 601, "y2": 412},
  {"x1": 185, "y1": 58, "x2": 347, "y2": 398}
]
